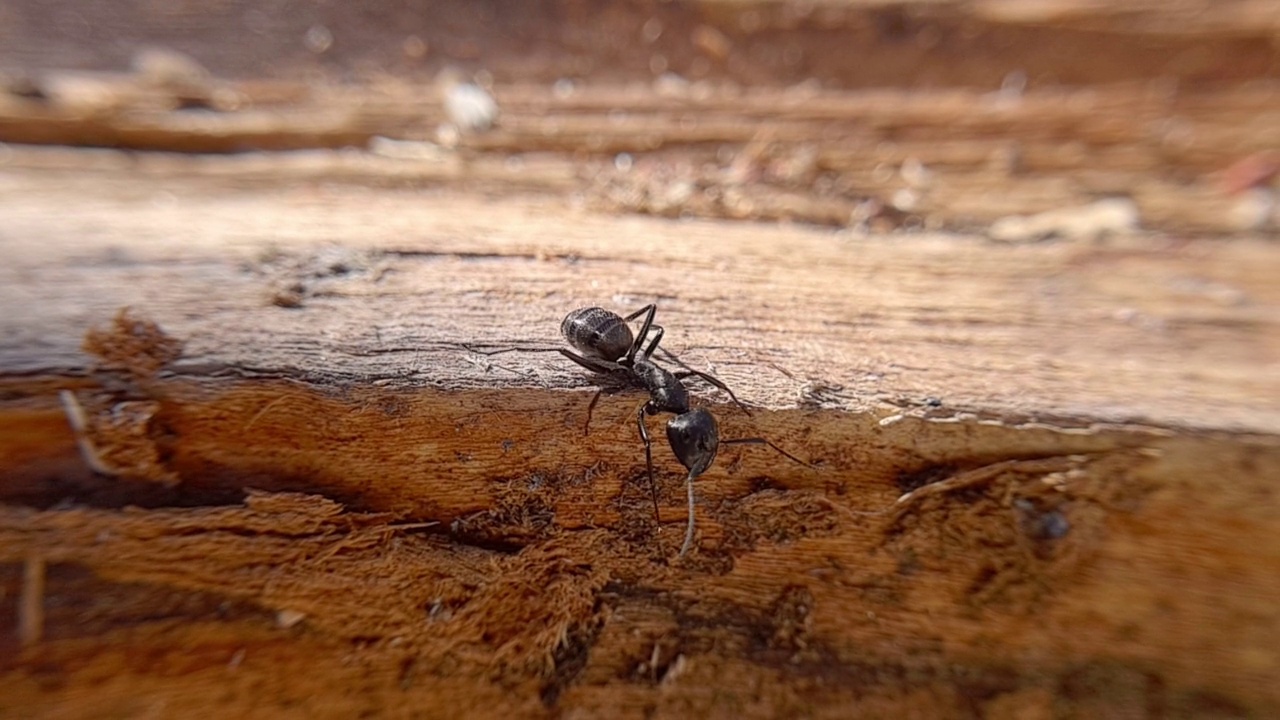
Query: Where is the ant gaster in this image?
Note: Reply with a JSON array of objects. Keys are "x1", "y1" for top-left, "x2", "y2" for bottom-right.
[{"x1": 554, "y1": 304, "x2": 808, "y2": 556}]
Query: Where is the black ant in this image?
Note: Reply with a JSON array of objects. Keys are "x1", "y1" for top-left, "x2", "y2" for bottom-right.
[
  {"x1": 564, "y1": 305, "x2": 812, "y2": 554},
  {"x1": 475, "y1": 304, "x2": 809, "y2": 556}
]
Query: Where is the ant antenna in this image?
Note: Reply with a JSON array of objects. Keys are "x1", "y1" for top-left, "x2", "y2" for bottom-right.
[
  {"x1": 720, "y1": 437, "x2": 811, "y2": 468},
  {"x1": 662, "y1": 410, "x2": 812, "y2": 558},
  {"x1": 675, "y1": 437, "x2": 812, "y2": 557},
  {"x1": 680, "y1": 469, "x2": 699, "y2": 556}
]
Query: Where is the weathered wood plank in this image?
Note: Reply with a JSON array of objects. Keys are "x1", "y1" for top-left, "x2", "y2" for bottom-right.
[
  {"x1": 1, "y1": 159, "x2": 1278, "y2": 717},
  {"x1": 4, "y1": 78, "x2": 1277, "y2": 233},
  {"x1": 2, "y1": 160, "x2": 1277, "y2": 431}
]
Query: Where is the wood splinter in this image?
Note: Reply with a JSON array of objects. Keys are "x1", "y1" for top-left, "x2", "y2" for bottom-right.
[{"x1": 19, "y1": 555, "x2": 46, "y2": 646}]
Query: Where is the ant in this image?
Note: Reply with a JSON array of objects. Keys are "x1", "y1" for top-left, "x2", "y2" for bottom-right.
[{"x1": 475, "y1": 304, "x2": 809, "y2": 556}]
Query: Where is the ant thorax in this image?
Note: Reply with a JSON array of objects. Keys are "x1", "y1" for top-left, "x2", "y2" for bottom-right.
[{"x1": 633, "y1": 357, "x2": 690, "y2": 414}]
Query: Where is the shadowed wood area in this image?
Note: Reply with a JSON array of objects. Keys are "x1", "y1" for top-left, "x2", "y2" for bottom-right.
[{"x1": 2, "y1": 0, "x2": 1280, "y2": 717}]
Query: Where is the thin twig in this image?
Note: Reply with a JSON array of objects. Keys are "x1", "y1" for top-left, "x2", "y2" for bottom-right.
[
  {"x1": 19, "y1": 555, "x2": 46, "y2": 646},
  {"x1": 59, "y1": 390, "x2": 114, "y2": 476}
]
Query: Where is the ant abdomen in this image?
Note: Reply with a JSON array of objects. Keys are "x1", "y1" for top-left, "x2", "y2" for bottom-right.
[{"x1": 561, "y1": 307, "x2": 634, "y2": 362}]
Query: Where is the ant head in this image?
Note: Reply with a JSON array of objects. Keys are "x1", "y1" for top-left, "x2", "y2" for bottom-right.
[{"x1": 666, "y1": 408, "x2": 719, "y2": 477}]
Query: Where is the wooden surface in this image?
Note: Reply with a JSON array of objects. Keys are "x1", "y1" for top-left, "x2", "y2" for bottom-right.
[
  {"x1": 3, "y1": 75, "x2": 1279, "y2": 235},
  {"x1": 2, "y1": 0, "x2": 1280, "y2": 717},
  {"x1": 3, "y1": 0, "x2": 1280, "y2": 236},
  {"x1": 2, "y1": 152, "x2": 1278, "y2": 432},
  {"x1": 2, "y1": 157, "x2": 1279, "y2": 718}
]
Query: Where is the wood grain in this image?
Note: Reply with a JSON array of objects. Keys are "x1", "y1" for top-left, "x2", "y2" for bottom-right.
[
  {"x1": 1, "y1": 159, "x2": 1278, "y2": 718},
  {"x1": 2, "y1": 159, "x2": 1277, "y2": 431},
  {"x1": 2, "y1": 0, "x2": 1279, "y2": 715}
]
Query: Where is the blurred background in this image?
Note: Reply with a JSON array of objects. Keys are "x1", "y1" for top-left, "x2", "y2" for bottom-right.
[{"x1": 2, "y1": 0, "x2": 1277, "y2": 235}]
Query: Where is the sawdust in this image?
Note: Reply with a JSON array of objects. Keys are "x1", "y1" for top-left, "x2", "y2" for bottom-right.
[
  {"x1": 0, "y1": 490, "x2": 611, "y2": 686},
  {"x1": 81, "y1": 309, "x2": 183, "y2": 379},
  {"x1": 53, "y1": 310, "x2": 187, "y2": 486}
]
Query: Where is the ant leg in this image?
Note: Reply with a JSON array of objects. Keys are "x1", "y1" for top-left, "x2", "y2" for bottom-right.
[
  {"x1": 582, "y1": 388, "x2": 605, "y2": 436},
  {"x1": 622, "y1": 304, "x2": 657, "y2": 324},
  {"x1": 640, "y1": 325, "x2": 666, "y2": 360},
  {"x1": 635, "y1": 402, "x2": 662, "y2": 525},
  {"x1": 558, "y1": 348, "x2": 624, "y2": 375},
  {"x1": 720, "y1": 437, "x2": 812, "y2": 467},
  {"x1": 679, "y1": 469, "x2": 698, "y2": 556},
  {"x1": 463, "y1": 344, "x2": 563, "y2": 356},
  {"x1": 673, "y1": 369, "x2": 752, "y2": 416},
  {"x1": 621, "y1": 304, "x2": 658, "y2": 363},
  {"x1": 462, "y1": 343, "x2": 562, "y2": 377}
]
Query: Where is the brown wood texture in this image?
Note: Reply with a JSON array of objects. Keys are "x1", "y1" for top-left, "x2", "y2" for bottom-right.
[
  {"x1": 1, "y1": 157, "x2": 1277, "y2": 431},
  {"x1": 3, "y1": 0, "x2": 1280, "y2": 236},
  {"x1": 2, "y1": 0, "x2": 1280, "y2": 717},
  {"x1": 2, "y1": 156, "x2": 1279, "y2": 718},
  {"x1": 3, "y1": 74, "x2": 1279, "y2": 235}
]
